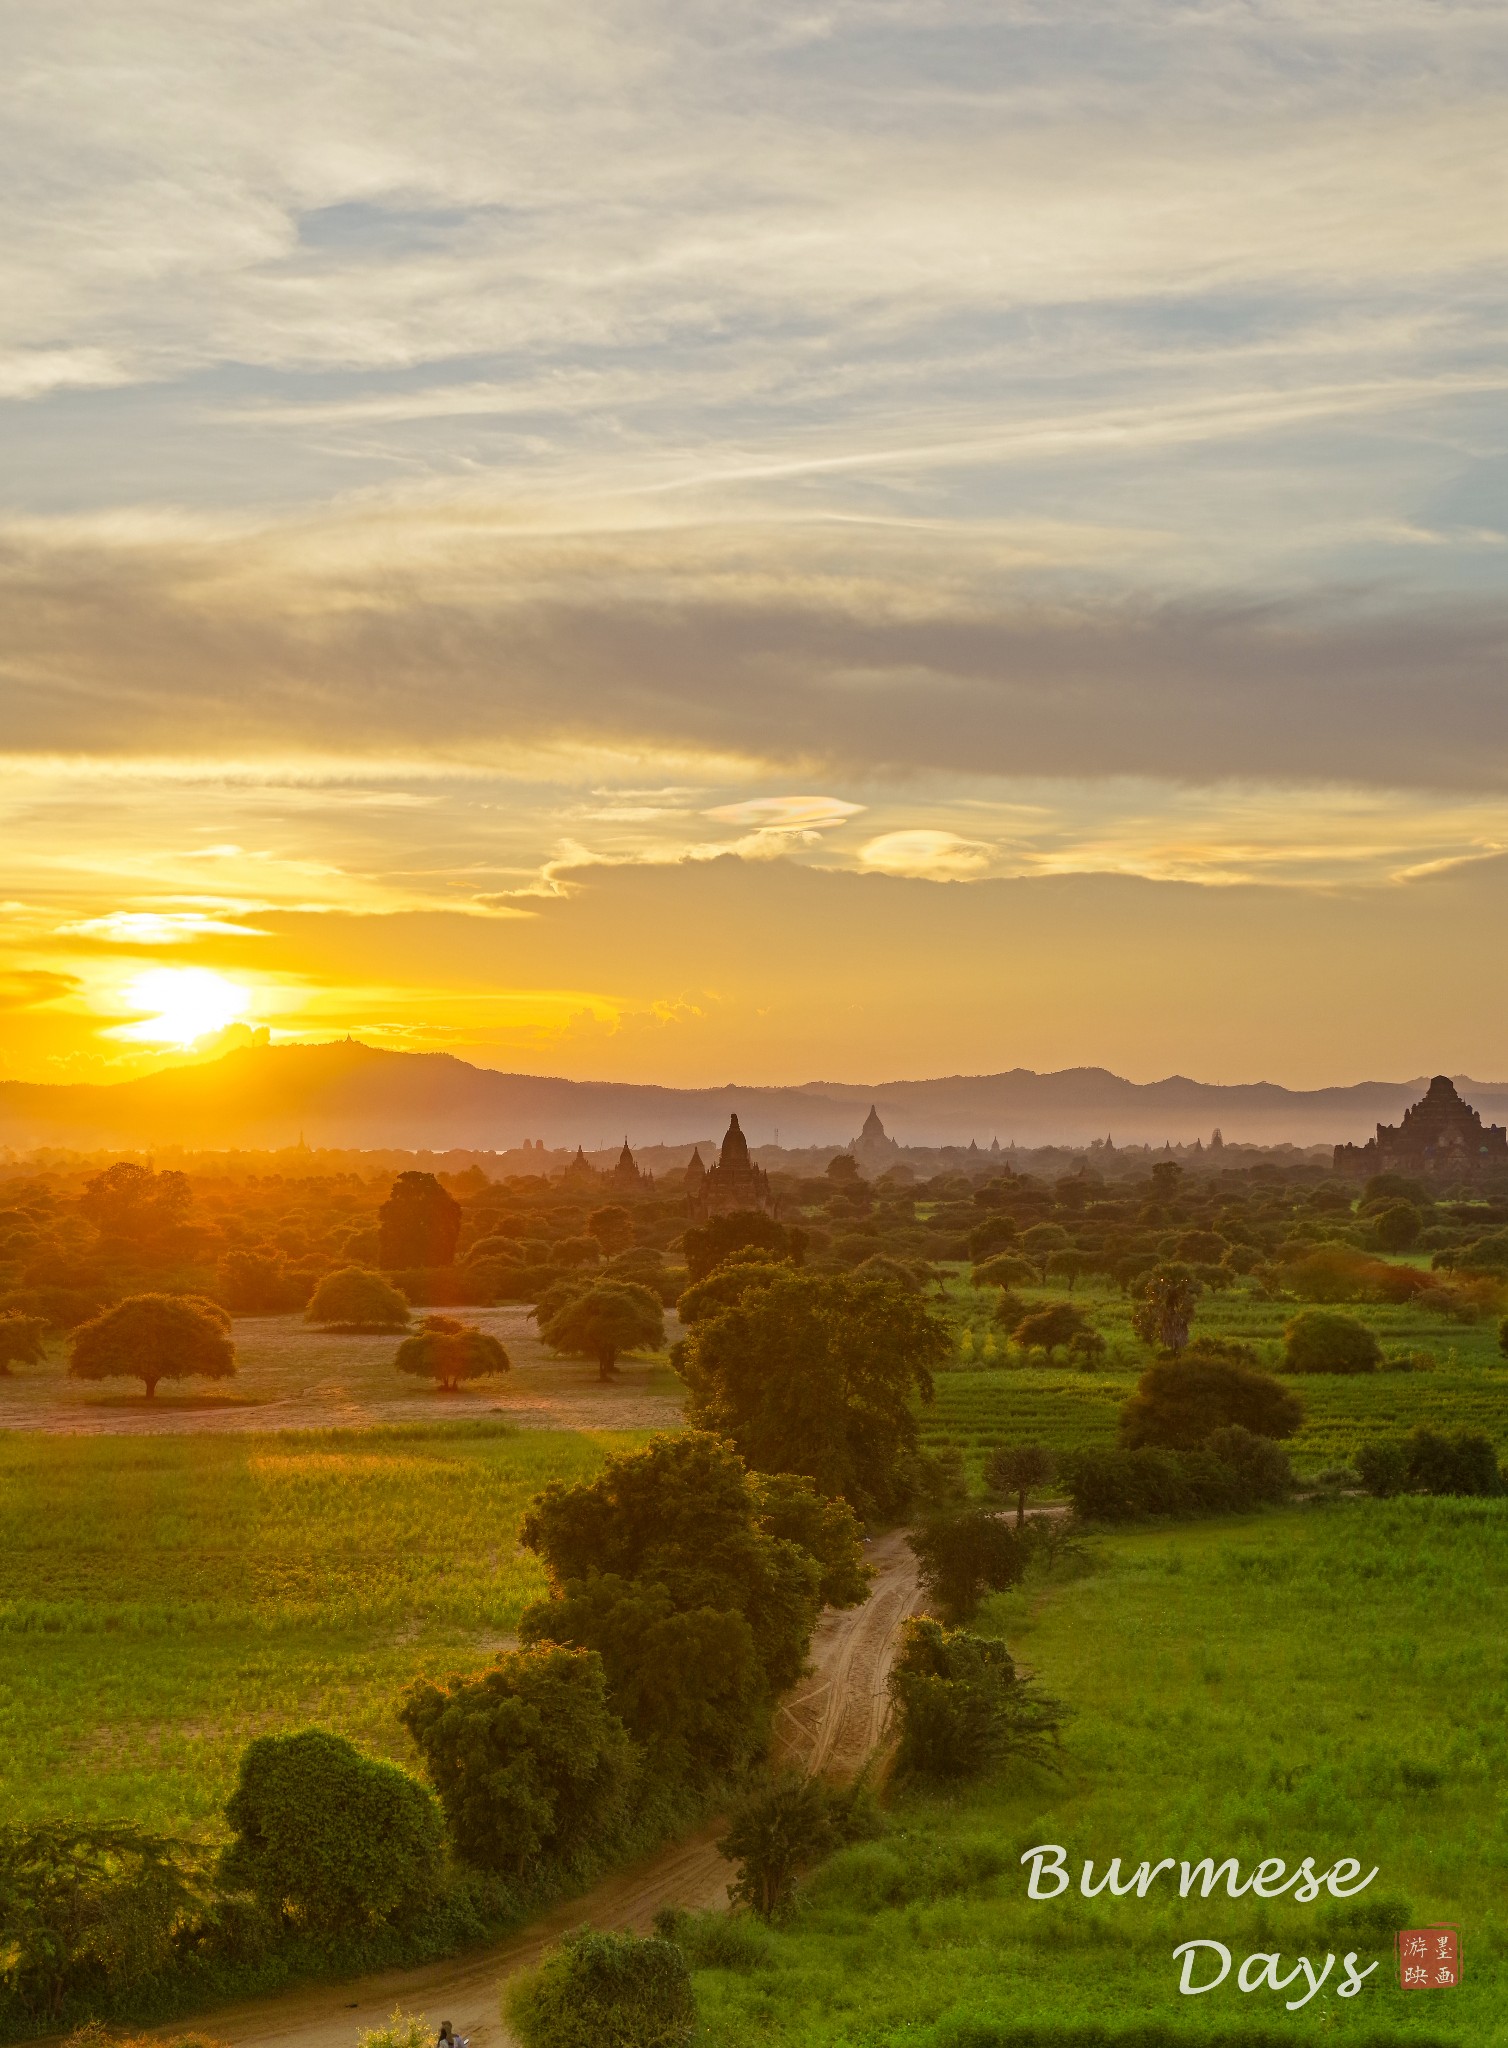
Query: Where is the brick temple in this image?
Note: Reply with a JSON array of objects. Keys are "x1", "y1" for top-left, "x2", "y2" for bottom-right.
[{"x1": 1334, "y1": 1074, "x2": 1508, "y2": 1177}]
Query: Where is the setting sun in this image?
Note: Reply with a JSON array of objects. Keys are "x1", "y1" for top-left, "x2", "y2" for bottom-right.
[{"x1": 110, "y1": 967, "x2": 253, "y2": 1048}]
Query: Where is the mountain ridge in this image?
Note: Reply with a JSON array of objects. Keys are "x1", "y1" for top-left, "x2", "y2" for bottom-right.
[{"x1": 3, "y1": 1039, "x2": 1505, "y2": 1154}]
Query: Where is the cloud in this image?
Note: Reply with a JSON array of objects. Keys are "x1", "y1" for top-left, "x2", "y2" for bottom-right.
[
  {"x1": 58, "y1": 911, "x2": 270, "y2": 945},
  {"x1": 860, "y1": 829, "x2": 992, "y2": 879},
  {"x1": 1, "y1": 514, "x2": 1506, "y2": 791}
]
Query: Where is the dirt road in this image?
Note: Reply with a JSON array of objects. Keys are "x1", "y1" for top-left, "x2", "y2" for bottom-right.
[{"x1": 170, "y1": 1530, "x2": 923, "y2": 2048}]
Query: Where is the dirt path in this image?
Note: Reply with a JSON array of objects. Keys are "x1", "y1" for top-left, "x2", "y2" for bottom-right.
[{"x1": 166, "y1": 1531, "x2": 924, "y2": 2048}]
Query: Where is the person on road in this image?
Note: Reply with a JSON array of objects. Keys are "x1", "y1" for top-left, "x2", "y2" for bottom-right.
[{"x1": 437, "y1": 2026, "x2": 464, "y2": 2047}]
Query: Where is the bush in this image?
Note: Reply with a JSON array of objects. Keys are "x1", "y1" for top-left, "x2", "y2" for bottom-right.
[
  {"x1": 0, "y1": 1309, "x2": 48, "y2": 1370},
  {"x1": 908, "y1": 1510, "x2": 1026, "y2": 1623},
  {"x1": 394, "y1": 1315, "x2": 510, "y2": 1389},
  {"x1": 1062, "y1": 1446, "x2": 1261, "y2": 1522},
  {"x1": 1205, "y1": 1425, "x2": 1293, "y2": 1502},
  {"x1": 1119, "y1": 1350, "x2": 1302, "y2": 1450},
  {"x1": 219, "y1": 1730, "x2": 444, "y2": 1929},
  {"x1": 304, "y1": 1267, "x2": 410, "y2": 1331},
  {"x1": 400, "y1": 1645, "x2": 636, "y2": 1874},
  {"x1": 68, "y1": 1294, "x2": 235, "y2": 1399},
  {"x1": 0, "y1": 1821, "x2": 200, "y2": 2027},
  {"x1": 717, "y1": 1772, "x2": 842, "y2": 1920},
  {"x1": 356, "y1": 2015, "x2": 431, "y2": 2048},
  {"x1": 1283, "y1": 1308, "x2": 1383, "y2": 1375},
  {"x1": 506, "y1": 1929, "x2": 695, "y2": 2048},
  {"x1": 889, "y1": 1617, "x2": 1065, "y2": 1780},
  {"x1": 1355, "y1": 1439, "x2": 1408, "y2": 1498},
  {"x1": 1403, "y1": 1425, "x2": 1504, "y2": 1497}
]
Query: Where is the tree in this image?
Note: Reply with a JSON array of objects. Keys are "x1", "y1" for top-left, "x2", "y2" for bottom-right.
[
  {"x1": 1283, "y1": 1309, "x2": 1382, "y2": 1375},
  {"x1": 682, "y1": 1211, "x2": 798, "y2": 1284},
  {"x1": 539, "y1": 1281, "x2": 665, "y2": 1380},
  {"x1": 680, "y1": 1271, "x2": 948, "y2": 1517},
  {"x1": 395, "y1": 1314, "x2": 510, "y2": 1390},
  {"x1": 219, "y1": 1730, "x2": 443, "y2": 1929},
  {"x1": 1373, "y1": 1201, "x2": 1423, "y2": 1252},
  {"x1": 676, "y1": 1258, "x2": 787, "y2": 1327},
  {"x1": 0, "y1": 1821, "x2": 200, "y2": 2026},
  {"x1": 908, "y1": 1510, "x2": 1025, "y2": 1623},
  {"x1": 68, "y1": 1293, "x2": 234, "y2": 1400},
  {"x1": 1019, "y1": 1222, "x2": 1070, "y2": 1279},
  {"x1": 1130, "y1": 1264, "x2": 1202, "y2": 1353},
  {"x1": 378, "y1": 1171, "x2": 461, "y2": 1271},
  {"x1": 717, "y1": 1771, "x2": 877, "y2": 1921},
  {"x1": 888, "y1": 1617, "x2": 1065, "y2": 1780},
  {"x1": 0, "y1": 1311, "x2": 47, "y2": 1372},
  {"x1": 588, "y1": 1204, "x2": 635, "y2": 1256},
  {"x1": 749, "y1": 1471, "x2": 870, "y2": 1607},
  {"x1": 983, "y1": 1444, "x2": 1055, "y2": 1528},
  {"x1": 1012, "y1": 1302, "x2": 1089, "y2": 1356},
  {"x1": 518, "y1": 1433, "x2": 824, "y2": 1776},
  {"x1": 972, "y1": 1254, "x2": 1038, "y2": 1290},
  {"x1": 1045, "y1": 1249, "x2": 1095, "y2": 1291},
  {"x1": 506, "y1": 1930, "x2": 695, "y2": 2048},
  {"x1": 401, "y1": 1645, "x2": 635, "y2": 1873},
  {"x1": 1120, "y1": 1352, "x2": 1302, "y2": 1451},
  {"x1": 305, "y1": 1266, "x2": 410, "y2": 1331},
  {"x1": 216, "y1": 1246, "x2": 311, "y2": 1314},
  {"x1": 1205, "y1": 1425, "x2": 1293, "y2": 1502},
  {"x1": 78, "y1": 1162, "x2": 192, "y2": 1245}
]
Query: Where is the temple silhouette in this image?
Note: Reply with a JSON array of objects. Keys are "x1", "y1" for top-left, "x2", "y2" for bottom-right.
[
  {"x1": 686, "y1": 1113, "x2": 775, "y2": 1220},
  {"x1": 1334, "y1": 1075, "x2": 1508, "y2": 1177}
]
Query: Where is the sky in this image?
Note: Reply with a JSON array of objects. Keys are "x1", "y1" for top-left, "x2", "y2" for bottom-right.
[{"x1": 2, "y1": 1, "x2": 1507, "y2": 1091}]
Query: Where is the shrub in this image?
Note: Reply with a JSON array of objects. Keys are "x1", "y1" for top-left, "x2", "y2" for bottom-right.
[
  {"x1": 1355, "y1": 1439, "x2": 1408, "y2": 1498},
  {"x1": 219, "y1": 1730, "x2": 444, "y2": 1929},
  {"x1": 0, "y1": 1309, "x2": 48, "y2": 1370},
  {"x1": 400, "y1": 1645, "x2": 636, "y2": 1874},
  {"x1": 356, "y1": 2016, "x2": 431, "y2": 2048},
  {"x1": 909, "y1": 1510, "x2": 1026, "y2": 1623},
  {"x1": 506, "y1": 1930, "x2": 695, "y2": 2048},
  {"x1": 1062, "y1": 1447, "x2": 1254, "y2": 1523},
  {"x1": 717, "y1": 1772, "x2": 841, "y2": 1920},
  {"x1": 889, "y1": 1617, "x2": 1065, "y2": 1780},
  {"x1": 0, "y1": 1821, "x2": 200, "y2": 2026},
  {"x1": 1283, "y1": 1308, "x2": 1383, "y2": 1375},
  {"x1": 1119, "y1": 1350, "x2": 1302, "y2": 1450},
  {"x1": 1205, "y1": 1425, "x2": 1293, "y2": 1503},
  {"x1": 394, "y1": 1315, "x2": 510, "y2": 1390},
  {"x1": 1403, "y1": 1425, "x2": 1504, "y2": 1497},
  {"x1": 304, "y1": 1266, "x2": 410, "y2": 1331},
  {"x1": 68, "y1": 1294, "x2": 235, "y2": 1399}
]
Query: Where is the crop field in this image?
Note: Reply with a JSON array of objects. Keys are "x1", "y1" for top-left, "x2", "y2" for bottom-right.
[
  {"x1": 924, "y1": 1276, "x2": 1508, "y2": 1486},
  {"x1": 0, "y1": 1422, "x2": 636, "y2": 1835},
  {"x1": 694, "y1": 1496, "x2": 1508, "y2": 2044}
]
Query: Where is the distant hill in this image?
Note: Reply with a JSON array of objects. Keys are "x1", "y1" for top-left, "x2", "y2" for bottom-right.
[{"x1": 2, "y1": 1039, "x2": 1504, "y2": 1155}]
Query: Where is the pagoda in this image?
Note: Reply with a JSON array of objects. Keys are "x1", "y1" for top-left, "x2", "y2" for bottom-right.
[
  {"x1": 687, "y1": 1113, "x2": 775, "y2": 1221},
  {"x1": 1334, "y1": 1076, "x2": 1508, "y2": 1177}
]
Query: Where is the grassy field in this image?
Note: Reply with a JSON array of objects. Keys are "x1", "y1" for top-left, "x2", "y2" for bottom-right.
[
  {"x1": 0, "y1": 1422, "x2": 635, "y2": 1834},
  {"x1": 924, "y1": 1276, "x2": 1508, "y2": 1487},
  {"x1": 693, "y1": 1497, "x2": 1508, "y2": 2044}
]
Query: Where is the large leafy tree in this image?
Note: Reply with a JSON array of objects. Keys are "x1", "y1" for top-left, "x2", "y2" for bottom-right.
[
  {"x1": 395, "y1": 1314, "x2": 510, "y2": 1390},
  {"x1": 1119, "y1": 1347, "x2": 1303, "y2": 1450},
  {"x1": 305, "y1": 1265, "x2": 410, "y2": 1331},
  {"x1": 78, "y1": 1162, "x2": 192, "y2": 1246},
  {"x1": 220, "y1": 1730, "x2": 443, "y2": 1929},
  {"x1": 378, "y1": 1170, "x2": 462, "y2": 1271},
  {"x1": 518, "y1": 1433, "x2": 825, "y2": 1777},
  {"x1": 0, "y1": 1312, "x2": 48, "y2": 1372},
  {"x1": 68, "y1": 1293, "x2": 234, "y2": 1399},
  {"x1": 401, "y1": 1644, "x2": 635, "y2": 1873},
  {"x1": 538, "y1": 1281, "x2": 664, "y2": 1380},
  {"x1": 682, "y1": 1211, "x2": 799, "y2": 1285},
  {"x1": 680, "y1": 1271, "x2": 948, "y2": 1516}
]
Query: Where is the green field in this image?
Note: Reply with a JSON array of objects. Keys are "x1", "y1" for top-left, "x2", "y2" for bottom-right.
[
  {"x1": 693, "y1": 1497, "x2": 1508, "y2": 2044},
  {"x1": 0, "y1": 1423, "x2": 633, "y2": 1833}
]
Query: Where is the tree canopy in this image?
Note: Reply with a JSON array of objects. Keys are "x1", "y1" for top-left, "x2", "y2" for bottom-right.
[
  {"x1": 1119, "y1": 1348, "x2": 1303, "y2": 1450},
  {"x1": 680, "y1": 1271, "x2": 948, "y2": 1517},
  {"x1": 305, "y1": 1265, "x2": 411, "y2": 1331},
  {"x1": 682, "y1": 1211, "x2": 799, "y2": 1285},
  {"x1": 68, "y1": 1293, "x2": 235, "y2": 1399},
  {"x1": 395, "y1": 1314, "x2": 510, "y2": 1390},
  {"x1": 1283, "y1": 1308, "x2": 1383, "y2": 1375},
  {"x1": 538, "y1": 1280, "x2": 665, "y2": 1379},
  {"x1": 0, "y1": 1311, "x2": 47, "y2": 1371},
  {"x1": 378, "y1": 1171, "x2": 462, "y2": 1271}
]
